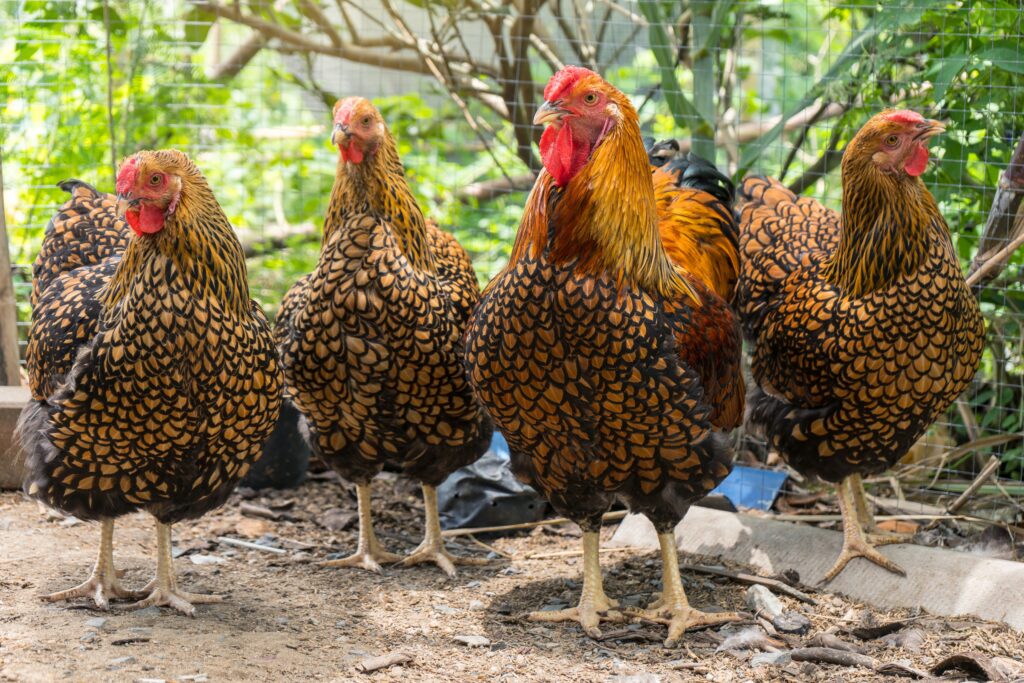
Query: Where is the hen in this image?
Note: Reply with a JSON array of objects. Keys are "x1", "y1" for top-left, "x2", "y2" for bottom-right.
[
  {"x1": 275, "y1": 98, "x2": 492, "y2": 576},
  {"x1": 18, "y1": 151, "x2": 282, "y2": 614},
  {"x1": 736, "y1": 110, "x2": 985, "y2": 581},
  {"x1": 464, "y1": 67, "x2": 744, "y2": 645}
]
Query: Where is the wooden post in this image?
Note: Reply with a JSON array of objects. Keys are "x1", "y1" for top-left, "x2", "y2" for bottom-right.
[{"x1": 0, "y1": 152, "x2": 23, "y2": 386}]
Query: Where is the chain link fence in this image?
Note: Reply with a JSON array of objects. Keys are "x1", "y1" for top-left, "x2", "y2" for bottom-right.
[{"x1": 2, "y1": 0, "x2": 1023, "y2": 530}]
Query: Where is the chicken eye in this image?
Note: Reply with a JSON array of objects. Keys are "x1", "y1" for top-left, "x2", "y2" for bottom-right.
[
  {"x1": 362, "y1": 116, "x2": 372, "y2": 126},
  {"x1": 885, "y1": 134, "x2": 899, "y2": 147},
  {"x1": 149, "y1": 174, "x2": 162, "y2": 185},
  {"x1": 583, "y1": 93, "x2": 599, "y2": 105}
]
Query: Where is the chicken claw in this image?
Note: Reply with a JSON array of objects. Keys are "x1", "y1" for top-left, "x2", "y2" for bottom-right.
[
  {"x1": 42, "y1": 519, "x2": 143, "y2": 610},
  {"x1": 397, "y1": 485, "x2": 487, "y2": 577}
]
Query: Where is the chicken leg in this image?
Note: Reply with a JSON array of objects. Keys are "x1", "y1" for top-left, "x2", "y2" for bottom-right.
[
  {"x1": 398, "y1": 484, "x2": 487, "y2": 577},
  {"x1": 850, "y1": 473, "x2": 914, "y2": 545},
  {"x1": 321, "y1": 481, "x2": 402, "y2": 573},
  {"x1": 42, "y1": 518, "x2": 143, "y2": 609},
  {"x1": 631, "y1": 531, "x2": 742, "y2": 646},
  {"x1": 822, "y1": 477, "x2": 906, "y2": 583},
  {"x1": 528, "y1": 530, "x2": 623, "y2": 638},
  {"x1": 129, "y1": 521, "x2": 222, "y2": 617}
]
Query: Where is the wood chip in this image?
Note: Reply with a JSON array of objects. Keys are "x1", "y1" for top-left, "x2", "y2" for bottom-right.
[
  {"x1": 356, "y1": 652, "x2": 413, "y2": 674},
  {"x1": 239, "y1": 502, "x2": 281, "y2": 521},
  {"x1": 111, "y1": 637, "x2": 151, "y2": 646}
]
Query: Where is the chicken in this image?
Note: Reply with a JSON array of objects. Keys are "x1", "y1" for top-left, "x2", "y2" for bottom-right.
[
  {"x1": 17, "y1": 151, "x2": 283, "y2": 614},
  {"x1": 736, "y1": 110, "x2": 985, "y2": 581},
  {"x1": 275, "y1": 98, "x2": 492, "y2": 577},
  {"x1": 464, "y1": 66, "x2": 744, "y2": 645}
]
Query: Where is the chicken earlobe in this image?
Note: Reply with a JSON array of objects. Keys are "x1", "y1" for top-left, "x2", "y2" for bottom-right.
[
  {"x1": 397, "y1": 484, "x2": 487, "y2": 577},
  {"x1": 41, "y1": 518, "x2": 143, "y2": 609},
  {"x1": 320, "y1": 481, "x2": 402, "y2": 574},
  {"x1": 128, "y1": 521, "x2": 223, "y2": 617},
  {"x1": 527, "y1": 530, "x2": 624, "y2": 638}
]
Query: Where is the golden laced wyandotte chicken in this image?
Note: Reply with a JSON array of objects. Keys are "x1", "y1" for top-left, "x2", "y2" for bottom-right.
[
  {"x1": 274, "y1": 98, "x2": 492, "y2": 576},
  {"x1": 17, "y1": 151, "x2": 283, "y2": 615},
  {"x1": 464, "y1": 66, "x2": 745, "y2": 646},
  {"x1": 736, "y1": 110, "x2": 985, "y2": 582}
]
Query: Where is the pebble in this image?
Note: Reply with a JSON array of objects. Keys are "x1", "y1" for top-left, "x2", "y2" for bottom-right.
[
  {"x1": 468, "y1": 600, "x2": 486, "y2": 611},
  {"x1": 452, "y1": 635, "x2": 489, "y2": 647},
  {"x1": 463, "y1": 580, "x2": 481, "y2": 589},
  {"x1": 108, "y1": 655, "x2": 135, "y2": 668},
  {"x1": 772, "y1": 611, "x2": 811, "y2": 635},
  {"x1": 275, "y1": 617, "x2": 290, "y2": 626},
  {"x1": 80, "y1": 632, "x2": 98, "y2": 643},
  {"x1": 750, "y1": 652, "x2": 792, "y2": 667},
  {"x1": 745, "y1": 585, "x2": 783, "y2": 619},
  {"x1": 85, "y1": 617, "x2": 108, "y2": 630},
  {"x1": 135, "y1": 607, "x2": 161, "y2": 617},
  {"x1": 189, "y1": 554, "x2": 226, "y2": 566},
  {"x1": 432, "y1": 604, "x2": 458, "y2": 615}
]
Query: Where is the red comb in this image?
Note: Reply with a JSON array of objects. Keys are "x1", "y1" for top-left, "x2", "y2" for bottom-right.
[
  {"x1": 544, "y1": 66, "x2": 598, "y2": 102},
  {"x1": 115, "y1": 156, "x2": 139, "y2": 195},
  {"x1": 333, "y1": 98, "x2": 360, "y2": 125},
  {"x1": 884, "y1": 109, "x2": 925, "y2": 125}
]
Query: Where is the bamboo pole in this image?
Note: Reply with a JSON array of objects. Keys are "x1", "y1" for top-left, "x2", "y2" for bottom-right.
[{"x1": 0, "y1": 152, "x2": 22, "y2": 386}]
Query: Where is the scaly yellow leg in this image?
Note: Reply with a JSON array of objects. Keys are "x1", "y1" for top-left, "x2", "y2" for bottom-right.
[
  {"x1": 850, "y1": 474, "x2": 913, "y2": 546},
  {"x1": 528, "y1": 530, "x2": 623, "y2": 638},
  {"x1": 630, "y1": 531, "x2": 742, "y2": 646},
  {"x1": 822, "y1": 477, "x2": 906, "y2": 583},
  {"x1": 321, "y1": 481, "x2": 402, "y2": 573},
  {"x1": 398, "y1": 484, "x2": 487, "y2": 577},
  {"x1": 42, "y1": 518, "x2": 143, "y2": 609},
  {"x1": 129, "y1": 521, "x2": 222, "y2": 617}
]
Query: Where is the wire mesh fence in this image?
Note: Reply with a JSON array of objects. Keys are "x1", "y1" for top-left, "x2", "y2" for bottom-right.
[{"x1": 2, "y1": 0, "x2": 1023, "y2": 525}]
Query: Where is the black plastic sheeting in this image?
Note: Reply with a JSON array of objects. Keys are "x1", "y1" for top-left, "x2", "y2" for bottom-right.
[
  {"x1": 437, "y1": 432, "x2": 548, "y2": 531},
  {"x1": 243, "y1": 400, "x2": 310, "y2": 490}
]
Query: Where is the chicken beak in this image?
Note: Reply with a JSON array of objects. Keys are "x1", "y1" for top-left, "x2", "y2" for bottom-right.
[
  {"x1": 917, "y1": 119, "x2": 946, "y2": 140},
  {"x1": 533, "y1": 100, "x2": 567, "y2": 126},
  {"x1": 115, "y1": 193, "x2": 139, "y2": 218},
  {"x1": 331, "y1": 123, "x2": 349, "y2": 147}
]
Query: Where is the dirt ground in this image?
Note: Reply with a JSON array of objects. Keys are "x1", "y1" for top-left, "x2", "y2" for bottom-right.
[{"x1": 1, "y1": 475, "x2": 1022, "y2": 683}]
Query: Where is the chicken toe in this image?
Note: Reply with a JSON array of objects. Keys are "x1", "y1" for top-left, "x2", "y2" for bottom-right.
[
  {"x1": 320, "y1": 482, "x2": 401, "y2": 573},
  {"x1": 42, "y1": 519, "x2": 143, "y2": 610},
  {"x1": 128, "y1": 521, "x2": 222, "y2": 617},
  {"x1": 821, "y1": 478, "x2": 906, "y2": 583},
  {"x1": 527, "y1": 531, "x2": 623, "y2": 638},
  {"x1": 397, "y1": 485, "x2": 486, "y2": 577}
]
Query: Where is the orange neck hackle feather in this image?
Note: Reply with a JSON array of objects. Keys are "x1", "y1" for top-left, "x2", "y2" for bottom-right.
[
  {"x1": 324, "y1": 124, "x2": 436, "y2": 274},
  {"x1": 103, "y1": 150, "x2": 251, "y2": 316},
  {"x1": 822, "y1": 129, "x2": 941, "y2": 297},
  {"x1": 512, "y1": 94, "x2": 698, "y2": 304}
]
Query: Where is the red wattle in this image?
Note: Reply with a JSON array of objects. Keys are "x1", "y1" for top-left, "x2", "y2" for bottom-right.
[
  {"x1": 339, "y1": 143, "x2": 364, "y2": 165},
  {"x1": 905, "y1": 143, "x2": 929, "y2": 177},
  {"x1": 126, "y1": 204, "x2": 166, "y2": 236},
  {"x1": 540, "y1": 124, "x2": 590, "y2": 187}
]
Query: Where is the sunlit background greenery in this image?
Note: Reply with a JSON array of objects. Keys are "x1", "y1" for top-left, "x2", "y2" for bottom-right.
[{"x1": 2, "y1": 0, "x2": 1023, "y2": 492}]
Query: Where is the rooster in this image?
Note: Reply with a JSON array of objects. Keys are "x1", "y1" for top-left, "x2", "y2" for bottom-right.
[
  {"x1": 736, "y1": 110, "x2": 985, "y2": 581},
  {"x1": 275, "y1": 98, "x2": 492, "y2": 576},
  {"x1": 18, "y1": 151, "x2": 283, "y2": 614},
  {"x1": 464, "y1": 66, "x2": 744, "y2": 645}
]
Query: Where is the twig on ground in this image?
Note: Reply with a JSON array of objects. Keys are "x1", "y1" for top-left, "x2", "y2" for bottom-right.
[
  {"x1": 466, "y1": 534, "x2": 513, "y2": 559},
  {"x1": 441, "y1": 510, "x2": 629, "y2": 538},
  {"x1": 355, "y1": 652, "x2": 413, "y2": 674},
  {"x1": 683, "y1": 564, "x2": 817, "y2": 605},
  {"x1": 523, "y1": 546, "x2": 644, "y2": 560},
  {"x1": 216, "y1": 536, "x2": 287, "y2": 554},
  {"x1": 239, "y1": 502, "x2": 281, "y2": 521}
]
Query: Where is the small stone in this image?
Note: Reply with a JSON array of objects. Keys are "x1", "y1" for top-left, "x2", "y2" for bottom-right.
[
  {"x1": 463, "y1": 580, "x2": 481, "y2": 589},
  {"x1": 745, "y1": 585, "x2": 784, "y2": 619},
  {"x1": 453, "y1": 635, "x2": 489, "y2": 647},
  {"x1": 751, "y1": 652, "x2": 792, "y2": 667},
  {"x1": 189, "y1": 554, "x2": 226, "y2": 565},
  {"x1": 108, "y1": 655, "x2": 135, "y2": 668},
  {"x1": 334, "y1": 620, "x2": 347, "y2": 629},
  {"x1": 134, "y1": 607, "x2": 161, "y2": 617},
  {"x1": 60, "y1": 516, "x2": 82, "y2": 527},
  {"x1": 772, "y1": 611, "x2": 811, "y2": 635},
  {"x1": 275, "y1": 617, "x2": 289, "y2": 626},
  {"x1": 85, "y1": 617, "x2": 108, "y2": 630},
  {"x1": 433, "y1": 604, "x2": 458, "y2": 615},
  {"x1": 468, "y1": 600, "x2": 486, "y2": 612},
  {"x1": 80, "y1": 632, "x2": 98, "y2": 643},
  {"x1": 318, "y1": 508, "x2": 357, "y2": 531}
]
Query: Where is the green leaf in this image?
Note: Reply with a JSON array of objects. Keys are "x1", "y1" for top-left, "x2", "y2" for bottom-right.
[
  {"x1": 977, "y1": 47, "x2": 1024, "y2": 75},
  {"x1": 183, "y1": 7, "x2": 215, "y2": 47},
  {"x1": 931, "y1": 54, "x2": 969, "y2": 102}
]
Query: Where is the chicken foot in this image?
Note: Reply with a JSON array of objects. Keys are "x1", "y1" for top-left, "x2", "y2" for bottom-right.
[
  {"x1": 128, "y1": 521, "x2": 222, "y2": 617},
  {"x1": 42, "y1": 518, "x2": 143, "y2": 610},
  {"x1": 850, "y1": 474, "x2": 915, "y2": 545},
  {"x1": 528, "y1": 530, "x2": 624, "y2": 638},
  {"x1": 822, "y1": 477, "x2": 906, "y2": 583},
  {"x1": 397, "y1": 484, "x2": 486, "y2": 577},
  {"x1": 628, "y1": 531, "x2": 742, "y2": 647},
  {"x1": 321, "y1": 481, "x2": 402, "y2": 573}
]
